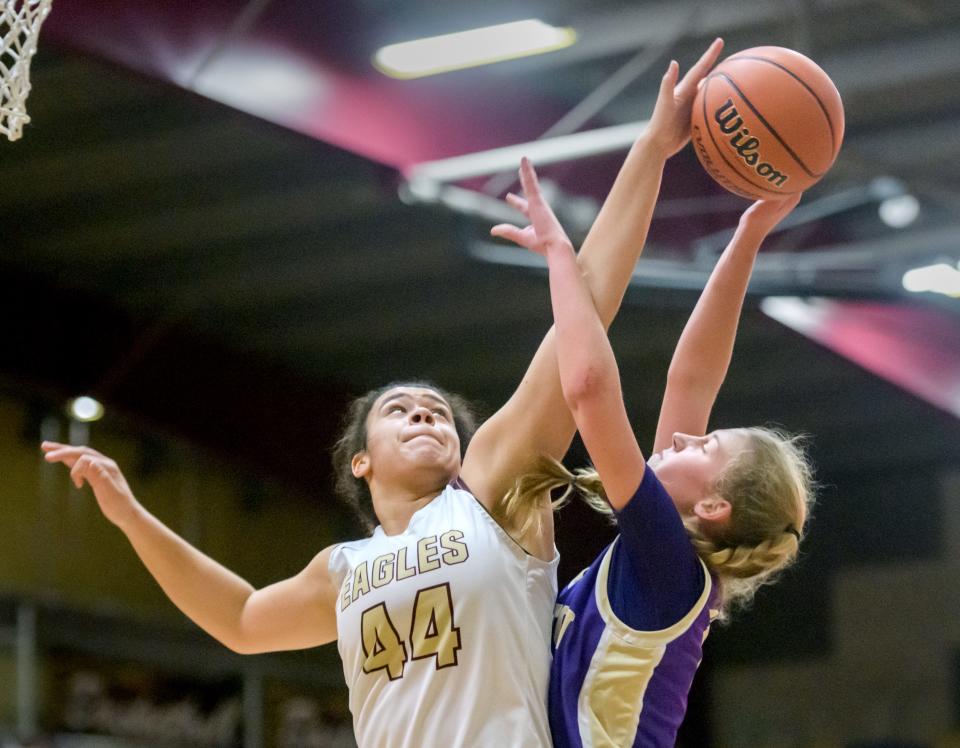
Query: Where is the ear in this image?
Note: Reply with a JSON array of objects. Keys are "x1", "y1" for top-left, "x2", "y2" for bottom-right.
[
  {"x1": 351, "y1": 452, "x2": 371, "y2": 479},
  {"x1": 693, "y1": 496, "x2": 731, "y2": 525}
]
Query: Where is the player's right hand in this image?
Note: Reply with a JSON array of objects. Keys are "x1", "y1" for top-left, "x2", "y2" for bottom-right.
[
  {"x1": 41, "y1": 442, "x2": 140, "y2": 529},
  {"x1": 490, "y1": 157, "x2": 574, "y2": 257},
  {"x1": 739, "y1": 193, "x2": 802, "y2": 237}
]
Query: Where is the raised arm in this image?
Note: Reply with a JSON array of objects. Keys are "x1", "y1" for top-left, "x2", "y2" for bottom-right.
[
  {"x1": 652, "y1": 195, "x2": 800, "y2": 453},
  {"x1": 492, "y1": 160, "x2": 645, "y2": 510},
  {"x1": 461, "y1": 40, "x2": 723, "y2": 515},
  {"x1": 41, "y1": 442, "x2": 339, "y2": 653}
]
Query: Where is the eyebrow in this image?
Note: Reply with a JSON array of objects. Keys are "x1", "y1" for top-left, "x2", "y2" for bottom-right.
[
  {"x1": 379, "y1": 391, "x2": 451, "y2": 411},
  {"x1": 712, "y1": 432, "x2": 733, "y2": 455}
]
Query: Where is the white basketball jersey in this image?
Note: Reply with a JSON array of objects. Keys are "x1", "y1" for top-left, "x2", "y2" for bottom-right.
[{"x1": 329, "y1": 481, "x2": 558, "y2": 748}]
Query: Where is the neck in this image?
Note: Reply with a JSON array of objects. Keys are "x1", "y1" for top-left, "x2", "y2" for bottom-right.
[{"x1": 370, "y1": 478, "x2": 447, "y2": 536}]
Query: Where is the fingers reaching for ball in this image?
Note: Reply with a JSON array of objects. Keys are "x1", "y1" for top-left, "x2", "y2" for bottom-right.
[
  {"x1": 740, "y1": 193, "x2": 803, "y2": 237},
  {"x1": 647, "y1": 38, "x2": 724, "y2": 158},
  {"x1": 674, "y1": 38, "x2": 724, "y2": 103}
]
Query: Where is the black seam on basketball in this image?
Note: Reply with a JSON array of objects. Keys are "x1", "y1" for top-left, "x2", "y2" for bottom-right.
[
  {"x1": 700, "y1": 77, "x2": 785, "y2": 197},
  {"x1": 725, "y1": 54, "x2": 838, "y2": 156},
  {"x1": 715, "y1": 72, "x2": 819, "y2": 179},
  {"x1": 700, "y1": 75, "x2": 796, "y2": 198}
]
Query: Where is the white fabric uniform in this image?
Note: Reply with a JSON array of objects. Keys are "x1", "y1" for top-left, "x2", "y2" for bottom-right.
[{"x1": 329, "y1": 481, "x2": 558, "y2": 748}]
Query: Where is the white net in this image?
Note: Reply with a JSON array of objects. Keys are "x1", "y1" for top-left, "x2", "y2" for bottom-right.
[{"x1": 1, "y1": 0, "x2": 52, "y2": 141}]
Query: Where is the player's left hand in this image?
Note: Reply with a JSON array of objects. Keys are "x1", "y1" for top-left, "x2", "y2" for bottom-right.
[
  {"x1": 646, "y1": 38, "x2": 724, "y2": 158},
  {"x1": 490, "y1": 158, "x2": 574, "y2": 257}
]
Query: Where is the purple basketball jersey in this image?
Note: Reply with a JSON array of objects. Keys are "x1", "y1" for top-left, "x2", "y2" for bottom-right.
[{"x1": 549, "y1": 538, "x2": 718, "y2": 747}]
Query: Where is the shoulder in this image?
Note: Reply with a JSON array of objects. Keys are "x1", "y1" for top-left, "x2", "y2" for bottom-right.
[
  {"x1": 601, "y1": 540, "x2": 712, "y2": 638},
  {"x1": 321, "y1": 538, "x2": 374, "y2": 586},
  {"x1": 452, "y1": 478, "x2": 556, "y2": 563},
  {"x1": 613, "y1": 466, "x2": 684, "y2": 534},
  {"x1": 618, "y1": 465, "x2": 670, "y2": 508},
  {"x1": 308, "y1": 544, "x2": 339, "y2": 579}
]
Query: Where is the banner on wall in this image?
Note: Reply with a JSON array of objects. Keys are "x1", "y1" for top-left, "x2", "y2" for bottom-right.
[{"x1": 45, "y1": 650, "x2": 242, "y2": 747}]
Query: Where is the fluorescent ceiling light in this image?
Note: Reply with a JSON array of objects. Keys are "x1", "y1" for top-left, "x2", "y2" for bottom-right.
[
  {"x1": 68, "y1": 396, "x2": 105, "y2": 423},
  {"x1": 878, "y1": 194, "x2": 920, "y2": 228},
  {"x1": 191, "y1": 45, "x2": 330, "y2": 115},
  {"x1": 902, "y1": 263, "x2": 960, "y2": 297},
  {"x1": 759, "y1": 297, "x2": 830, "y2": 335},
  {"x1": 374, "y1": 20, "x2": 576, "y2": 79}
]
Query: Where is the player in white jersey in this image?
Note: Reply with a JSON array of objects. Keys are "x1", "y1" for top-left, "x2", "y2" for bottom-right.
[
  {"x1": 329, "y1": 477, "x2": 556, "y2": 746},
  {"x1": 41, "y1": 40, "x2": 724, "y2": 746}
]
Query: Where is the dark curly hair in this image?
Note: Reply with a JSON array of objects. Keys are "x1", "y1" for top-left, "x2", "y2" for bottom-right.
[{"x1": 331, "y1": 381, "x2": 478, "y2": 533}]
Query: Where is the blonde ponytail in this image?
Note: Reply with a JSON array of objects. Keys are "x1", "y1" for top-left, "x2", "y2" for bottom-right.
[{"x1": 495, "y1": 456, "x2": 611, "y2": 538}]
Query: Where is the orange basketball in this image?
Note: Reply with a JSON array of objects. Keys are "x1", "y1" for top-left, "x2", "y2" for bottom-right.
[{"x1": 690, "y1": 46, "x2": 844, "y2": 199}]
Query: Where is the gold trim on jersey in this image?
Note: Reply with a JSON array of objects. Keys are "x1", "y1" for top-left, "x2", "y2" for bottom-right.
[
  {"x1": 594, "y1": 537, "x2": 712, "y2": 645},
  {"x1": 577, "y1": 538, "x2": 712, "y2": 746}
]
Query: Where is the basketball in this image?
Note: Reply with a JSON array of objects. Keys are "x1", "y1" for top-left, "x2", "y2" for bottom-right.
[{"x1": 690, "y1": 46, "x2": 844, "y2": 199}]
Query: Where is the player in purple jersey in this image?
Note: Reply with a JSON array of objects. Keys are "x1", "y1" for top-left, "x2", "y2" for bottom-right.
[{"x1": 492, "y1": 158, "x2": 814, "y2": 746}]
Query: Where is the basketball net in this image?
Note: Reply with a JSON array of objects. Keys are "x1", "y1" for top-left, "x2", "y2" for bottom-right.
[{"x1": 1, "y1": 0, "x2": 52, "y2": 141}]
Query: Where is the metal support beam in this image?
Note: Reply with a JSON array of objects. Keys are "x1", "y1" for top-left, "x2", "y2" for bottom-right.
[
  {"x1": 16, "y1": 602, "x2": 37, "y2": 741},
  {"x1": 405, "y1": 121, "x2": 647, "y2": 185},
  {"x1": 243, "y1": 664, "x2": 264, "y2": 748}
]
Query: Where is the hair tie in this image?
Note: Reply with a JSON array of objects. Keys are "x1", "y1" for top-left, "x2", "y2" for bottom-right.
[{"x1": 785, "y1": 525, "x2": 800, "y2": 540}]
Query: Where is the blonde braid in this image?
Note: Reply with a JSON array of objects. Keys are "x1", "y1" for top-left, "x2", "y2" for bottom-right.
[
  {"x1": 504, "y1": 428, "x2": 815, "y2": 621},
  {"x1": 688, "y1": 427, "x2": 814, "y2": 618},
  {"x1": 689, "y1": 529, "x2": 800, "y2": 580},
  {"x1": 686, "y1": 523, "x2": 802, "y2": 615}
]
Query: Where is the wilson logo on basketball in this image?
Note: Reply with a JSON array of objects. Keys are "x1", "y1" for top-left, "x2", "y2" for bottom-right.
[{"x1": 714, "y1": 99, "x2": 788, "y2": 188}]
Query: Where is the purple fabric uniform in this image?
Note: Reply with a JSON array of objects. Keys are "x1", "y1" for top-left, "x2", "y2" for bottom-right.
[{"x1": 549, "y1": 466, "x2": 719, "y2": 748}]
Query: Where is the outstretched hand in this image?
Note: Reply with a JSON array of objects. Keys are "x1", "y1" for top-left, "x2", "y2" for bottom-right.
[
  {"x1": 41, "y1": 442, "x2": 140, "y2": 529},
  {"x1": 647, "y1": 38, "x2": 724, "y2": 157},
  {"x1": 740, "y1": 192, "x2": 802, "y2": 236},
  {"x1": 490, "y1": 157, "x2": 574, "y2": 257}
]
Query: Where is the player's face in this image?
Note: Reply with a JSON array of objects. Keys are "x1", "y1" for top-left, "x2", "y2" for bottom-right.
[
  {"x1": 647, "y1": 429, "x2": 748, "y2": 518},
  {"x1": 360, "y1": 386, "x2": 462, "y2": 492}
]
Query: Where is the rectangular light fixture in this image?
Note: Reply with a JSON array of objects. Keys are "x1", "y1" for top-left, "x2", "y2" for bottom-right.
[
  {"x1": 374, "y1": 20, "x2": 576, "y2": 79},
  {"x1": 902, "y1": 263, "x2": 960, "y2": 297}
]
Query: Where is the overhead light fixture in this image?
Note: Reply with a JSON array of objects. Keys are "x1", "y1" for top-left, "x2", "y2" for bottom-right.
[
  {"x1": 902, "y1": 263, "x2": 960, "y2": 297},
  {"x1": 67, "y1": 396, "x2": 105, "y2": 423},
  {"x1": 878, "y1": 193, "x2": 920, "y2": 228},
  {"x1": 191, "y1": 45, "x2": 330, "y2": 114},
  {"x1": 374, "y1": 20, "x2": 576, "y2": 79},
  {"x1": 759, "y1": 297, "x2": 830, "y2": 334}
]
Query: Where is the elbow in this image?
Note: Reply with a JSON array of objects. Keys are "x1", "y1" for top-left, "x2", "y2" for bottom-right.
[
  {"x1": 224, "y1": 635, "x2": 268, "y2": 656},
  {"x1": 665, "y1": 364, "x2": 706, "y2": 395},
  {"x1": 562, "y1": 364, "x2": 611, "y2": 411},
  {"x1": 665, "y1": 360, "x2": 694, "y2": 387},
  {"x1": 665, "y1": 365, "x2": 721, "y2": 402},
  {"x1": 222, "y1": 633, "x2": 256, "y2": 655},
  {"x1": 223, "y1": 608, "x2": 266, "y2": 655}
]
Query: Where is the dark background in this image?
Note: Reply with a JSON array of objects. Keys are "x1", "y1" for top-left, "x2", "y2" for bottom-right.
[{"x1": 3, "y1": 1, "x2": 960, "y2": 744}]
